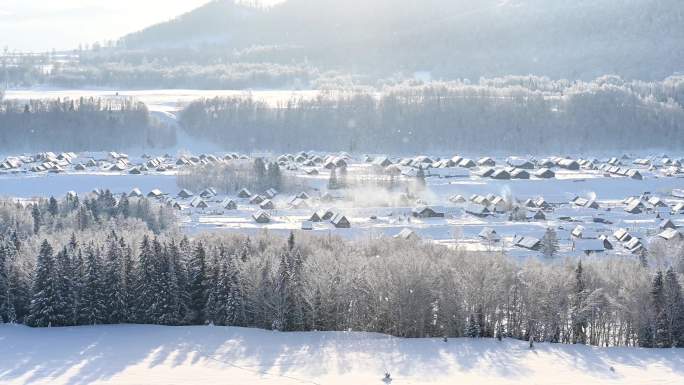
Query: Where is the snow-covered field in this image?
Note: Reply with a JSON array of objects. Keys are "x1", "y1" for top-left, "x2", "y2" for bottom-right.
[{"x1": 0, "y1": 324, "x2": 682, "y2": 385}]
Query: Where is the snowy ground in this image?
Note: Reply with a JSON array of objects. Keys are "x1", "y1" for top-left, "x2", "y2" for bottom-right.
[{"x1": 1, "y1": 324, "x2": 683, "y2": 385}]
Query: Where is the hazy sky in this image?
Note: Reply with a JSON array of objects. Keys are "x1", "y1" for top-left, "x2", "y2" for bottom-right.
[{"x1": 0, "y1": 0, "x2": 282, "y2": 52}]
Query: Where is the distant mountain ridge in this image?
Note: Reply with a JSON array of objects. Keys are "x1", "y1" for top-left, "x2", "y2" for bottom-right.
[{"x1": 121, "y1": 0, "x2": 684, "y2": 80}]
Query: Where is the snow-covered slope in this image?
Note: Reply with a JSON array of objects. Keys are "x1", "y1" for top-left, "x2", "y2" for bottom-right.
[{"x1": 1, "y1": 324, "x2": 682, "y2": 385}]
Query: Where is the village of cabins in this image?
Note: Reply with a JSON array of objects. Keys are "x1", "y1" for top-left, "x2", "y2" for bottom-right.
[{"x1": 1, "y1": 150, "x2": 683, "y2": 258}]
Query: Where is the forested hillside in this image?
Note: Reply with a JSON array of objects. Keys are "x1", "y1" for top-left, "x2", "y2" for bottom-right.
[{"x1": 119, "y1": 0, "x2": 684, "y2": 81}]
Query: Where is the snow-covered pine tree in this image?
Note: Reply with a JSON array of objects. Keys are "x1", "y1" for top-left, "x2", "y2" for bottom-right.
[
  {"x1": 664, "y1": 267, "x2": 684, "y2": 347},
  {"x1": 156, "y1": 241, "x2": 181, "y2": 325},
  {"x1": 465, "y1": 313, "x2": 481, "y2": 338},
  {"x1": 103, "y1": 233, "x2": 127, "y2": 324},
  {"x1": 651, "y1": 271, "x2": 670, "y2": 348},
  {"x1": 541, "y1": 227, "x2": 559, "y2": 258},
  {"x1": 225, "y1": 253, "x2": 244, "y2": 326},
  {"x1": 271, "y1": 252, "x2": 291, "y2": 331},
  {"x1": 167, "y1": 239, "x2": 188, "y2": 322},
  {"x1": 204, "y1": 249, "x2": 221, "y2": 325},
  {"x1": 187, "y1": 241, "x2": 208, "y2": 324},
  {"x1": 54, "y1": 247, "x2": 74, "y2": 326},
  {"x1": 0, "y1": 239, "x2": 8, "y2": 323},
  {"x1": 238, "y1": 236, "x2": 251, "y2": 263},
  {"x1": 2, "y1": 239, "x2": 24, "y2": 324},
  {"x1": 70, "y1": 247, "x2": 85, "y2": 325},
  {"x1": 254, "y1": 258, "x2": 274, "y2": 329},
  {"x1": 210, "y1": 252, "x2": 242, "y2": 326},
  {"x1": 571, "y1": 261, "x2": 587, "y2": 344},
  {"x1": 287, "y1": 247, "x2": 306, "y2": 331},
  {"x1": 31, "y1": 204, "x2": 41, "y2": 234},
  {"x1": 121, "y1": 238, "x2": 135, "y2": 323},
  {"x1": 81, "y1": 244, "x2": 106, "y2": 325},
  {"x1": 135, "y1": 235, "x2": 155, "y2": 323},
  {"x1": 27, "y1": 240, "x2": 65, "y2": 327}
]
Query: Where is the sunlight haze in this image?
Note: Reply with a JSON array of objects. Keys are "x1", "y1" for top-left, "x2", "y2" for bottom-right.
[{"x1": 0, "y1": 0, "x2": 283, "y2": 51}]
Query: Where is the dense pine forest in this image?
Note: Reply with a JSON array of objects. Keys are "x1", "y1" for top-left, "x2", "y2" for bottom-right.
[
  {"x1": 1, "y1": 194, "x2": 683, "y2": 348},
  {"x1": 179, "y1": 76, "x2": 684, "y2": 153}
]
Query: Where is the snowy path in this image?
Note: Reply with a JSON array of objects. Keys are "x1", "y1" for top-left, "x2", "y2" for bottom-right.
[{"x1": 0, "y1": 324, "x2": 682, "y2": 385}]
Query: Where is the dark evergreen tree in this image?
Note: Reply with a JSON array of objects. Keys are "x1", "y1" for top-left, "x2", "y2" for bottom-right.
[
  {"x1": 47, "y1": 196, "x2": 59, "y2": 217},
  {"x1": 103, "y1": 234, "x2": 127, "y2": 324},
  {"x1": 254, "y1": 158, "x2": 267, "y2": 190},
  {"x1": 187, "y1": 241, "x2": 208, "y2": 324},
  {"x1": 27, "y1": 240, "x2": 64, "y2": 327},
  {"x1": 54, "y1": 247, "x2": 75, "y2": 326},
  {"x1": 81, "y1": 244, "x2": 106, "y2": 325},
  {"x1": 118, "y1": 194, "x2": 130, "y2": 218},
  {"x1": 156, "y1": 241, "x2": 181, "y2": 325},
  {"x1": 70, "y1": 248, "x2": 85, "y2": 325},
  {"x1": 0, "y1": 240, "x2": 9, "y2": 323},
  {"x1": 121, "y1": 238, "x2": 135, "y2": 323},
  {"x1": 204, "y1": 251, "x2": 221, "y2": 325},
  {"x1": 465, "y1": 314, "x2": 481, "y2": 337},
  {"x1": 664, "y1": 268, "x2": 684, "y2": 347},
  {"x1": 31, "y1": 205, "x2": 41, "y2": 234},
  {"x1": 651, "y1": 271, "x2": 670, "y2": 348},
  {"x1": 571, "y1": 261, "x2": 587, "y2": 344},
  {"x1": 135, "y1": 235, "x2": 155, "y2": 323}
]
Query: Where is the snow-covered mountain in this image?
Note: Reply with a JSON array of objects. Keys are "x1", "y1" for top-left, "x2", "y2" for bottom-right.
[{"x1": 119, "y1": 0, "x2": 684, "y2": 80}]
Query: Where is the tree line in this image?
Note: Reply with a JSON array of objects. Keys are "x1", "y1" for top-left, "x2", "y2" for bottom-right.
[
  {"x1": 176, "y1": 158, "x2": 291, "y2": 194},
  {"x1": 0, "y1": 97, "x2": 175, "y2": 152},
  {"x1": 1, "y1": 194, "x2": 683, "y2": 348},
  {"x1": 179, "y1": 76, "x2": 684, "y2": 153}
]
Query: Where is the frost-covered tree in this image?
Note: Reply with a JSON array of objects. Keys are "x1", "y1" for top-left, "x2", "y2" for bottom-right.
[{"x1": 541, "y1": 227, "x2": 559, "y2": 258}]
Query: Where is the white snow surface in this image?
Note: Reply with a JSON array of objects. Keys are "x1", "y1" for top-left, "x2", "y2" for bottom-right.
[{"x1": 0, "y1": 324, "x2": 682, "y2": 385}]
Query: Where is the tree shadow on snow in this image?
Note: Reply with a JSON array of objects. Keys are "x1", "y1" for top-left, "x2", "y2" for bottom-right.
[{"x1": 1, "y1": 325, "x2": 683, "y2": 384}]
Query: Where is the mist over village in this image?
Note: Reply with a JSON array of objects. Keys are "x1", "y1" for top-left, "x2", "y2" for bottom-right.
[{"x1": 1, "y1": 1, "x2": 683, "y2": 384}]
